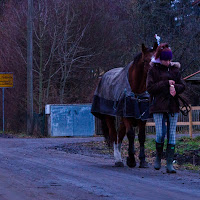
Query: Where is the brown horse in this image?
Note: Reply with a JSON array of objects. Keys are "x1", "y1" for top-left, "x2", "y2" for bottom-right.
[{"x1": 91, "y1": 43, "x2": 158, "y2": 168}]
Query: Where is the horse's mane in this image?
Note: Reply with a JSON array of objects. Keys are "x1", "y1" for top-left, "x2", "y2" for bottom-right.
[{"x1": 133, "y1": 53, "x2": 142, "y2": 64}]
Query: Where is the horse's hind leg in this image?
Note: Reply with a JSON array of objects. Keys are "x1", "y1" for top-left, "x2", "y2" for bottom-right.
[
  {"x1": 117, "y1": 118, "x2": 126, "y2": 150},
  {"x1": 105, "y1": 116, "x2": 124, "y2": 167},
  {"x1": 123, "y1": 118, "x2": 136, "y2": 168},
  {"x1": 114, "y1": 119, "x2": 126, "y2": 164},
  {"x1": 138, "y1": 120, "x2": 149, "y2": 168},
  {"x1": 101, "y1": 117, "x2": 111, "y2": 146}
]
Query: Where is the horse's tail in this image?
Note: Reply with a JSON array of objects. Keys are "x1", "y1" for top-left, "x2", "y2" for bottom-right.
[{"x1": 101, "y1": 117, "x2": 112, "y2": 147}]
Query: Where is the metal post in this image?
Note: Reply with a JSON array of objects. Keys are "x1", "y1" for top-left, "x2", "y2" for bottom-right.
[
  {"x1": 2, "y1": 88, "x2": 4, "y2": 134},
  {"x1": 27, "y1": 0, "x2": 34, "y2": 135},
  {"x1": 189, "y1": 105, "x2": 192, "y2": 138}
]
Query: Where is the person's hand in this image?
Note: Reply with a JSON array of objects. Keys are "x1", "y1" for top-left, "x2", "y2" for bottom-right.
[
  {"x1": 170, "y1": 85, "x2": 176, "y2": 97},
  {"x1": 169, "y1": 80, "x2": 175, "y2": 86}
]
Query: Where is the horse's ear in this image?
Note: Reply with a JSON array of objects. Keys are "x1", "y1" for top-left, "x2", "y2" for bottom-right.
[
  {"x1": 153, "y1": 42, "x2": 158, "y2": 50},
  {"x1": 142, "y1": 43, "x2": 147, "y2": 53}
]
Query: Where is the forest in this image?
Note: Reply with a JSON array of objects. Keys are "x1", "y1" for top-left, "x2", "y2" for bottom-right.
[{"x1": 0, "y1": 0, "x2": 199, "y2": 133}]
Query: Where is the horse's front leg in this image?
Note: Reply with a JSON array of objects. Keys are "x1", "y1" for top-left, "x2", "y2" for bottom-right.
[
  {"x1": 105, "y1": 116, "x2": 124, "y2": 167},
  {"x1": 138, "y1": 120, "x2": 149, "y2": 168},
  {"x1": 123, "y1": 118, "x2": 136, "y2": 168}
]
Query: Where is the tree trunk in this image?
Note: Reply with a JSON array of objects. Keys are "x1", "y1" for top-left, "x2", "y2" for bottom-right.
[{"x1": 39, "y1": 23, "x2": 43, "y2": 113}]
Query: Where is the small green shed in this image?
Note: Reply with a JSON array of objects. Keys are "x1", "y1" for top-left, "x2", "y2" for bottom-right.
[
  {"x1": 184, "y1": 71, "x2": 200, "y2": 105},
  {"x1": 184, "y1": 70, "x2": 200, "y2": 82}
]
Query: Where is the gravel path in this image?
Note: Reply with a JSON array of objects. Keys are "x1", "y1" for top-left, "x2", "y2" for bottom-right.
[{"x1": 0, "y1": 136, "x2": 199, "y2": 200}]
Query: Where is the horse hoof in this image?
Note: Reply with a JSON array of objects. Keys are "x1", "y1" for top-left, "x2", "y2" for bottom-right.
[
  {"x1": 139, "y1": 161, "x2": 149, "y2": 168},
  {"x1": 115, "y1": 161, "x2": 124, "y2": 167},
  {"x1": 126, "y1": 156, "x2": 136, "y2": 168}
]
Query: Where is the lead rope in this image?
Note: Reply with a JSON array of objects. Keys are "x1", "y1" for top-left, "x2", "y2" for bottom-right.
[{"x1": 177, "y1": 95, "x2": 191, "y2": 116}]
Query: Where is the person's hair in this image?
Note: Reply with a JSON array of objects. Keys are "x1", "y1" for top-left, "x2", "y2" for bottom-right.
[{"x1": 155, "y1": 43, "x2": 171, "y2": 60}]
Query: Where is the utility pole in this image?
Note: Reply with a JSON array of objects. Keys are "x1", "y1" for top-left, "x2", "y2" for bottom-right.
[{"x1": 27, "y1": 0, "x2": 33, "y2": 135}]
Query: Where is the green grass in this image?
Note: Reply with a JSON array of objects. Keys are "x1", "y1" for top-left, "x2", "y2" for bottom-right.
[
  {"x1": 142, "y1": 136, "x2": 200, "y2": 154},
  {"x1": 120, "y1": 136, "x2": 200, "y2": 171},
  {"x1": 176, "y1": 136, "x2": 200, "y2": 154},
  {"x1": 144, "y1": 138, "x2": 155, "y2": 151},
  {"x1": 182, "y1": 163, "x2": 200, "y2": 172}
]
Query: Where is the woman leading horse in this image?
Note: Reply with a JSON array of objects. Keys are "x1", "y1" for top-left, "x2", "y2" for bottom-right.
[{"x1": 91, "y1": 43, "x2": 158, "y2": 168}]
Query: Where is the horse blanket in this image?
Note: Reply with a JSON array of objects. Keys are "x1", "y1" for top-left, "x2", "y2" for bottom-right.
[{"x1": 91, "y1": 62, "x2": 150, "y2": 120}]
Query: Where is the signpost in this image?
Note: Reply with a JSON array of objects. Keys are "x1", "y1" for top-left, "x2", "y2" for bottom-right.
[
  {"x1": 0, "y1": 73, "x2": 13, "y2": 133},
  {"x1": 27, "y1": 0, "x2": 33, "y2": 135}
]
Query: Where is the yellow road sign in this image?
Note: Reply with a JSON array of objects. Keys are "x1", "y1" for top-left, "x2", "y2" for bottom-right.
[{"x1": 0, "y1": 73, "x2": 13, "y2": 88}]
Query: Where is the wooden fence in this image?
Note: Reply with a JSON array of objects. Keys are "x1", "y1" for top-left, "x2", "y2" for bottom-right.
[
  {"x1": 95, "y1": 106, "x2": 200, "y2": 138},
  {"x1": 146, "y1": 106, "x2": 200, "y2": 138}
]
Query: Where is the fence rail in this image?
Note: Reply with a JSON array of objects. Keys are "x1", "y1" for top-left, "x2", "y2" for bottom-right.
[
  {"x1": 95, "y1": 106, "x2": 200, "y2": 138},
  {"x1": 146, "y1": 106, "x2": 200, "y2": 138}
]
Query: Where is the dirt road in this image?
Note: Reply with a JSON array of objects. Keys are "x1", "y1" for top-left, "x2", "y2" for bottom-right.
[{"x1": 0, "y1": 136, "x2": 199, "y2": 200}]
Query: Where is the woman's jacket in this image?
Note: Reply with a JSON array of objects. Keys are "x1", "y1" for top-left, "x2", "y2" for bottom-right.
[{"x1": 146, "y1": 62, "x2": 185, "y2": 114}]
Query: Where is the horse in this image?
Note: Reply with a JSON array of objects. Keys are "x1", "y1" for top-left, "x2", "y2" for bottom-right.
[{"x1": 91, "y1": 43, "x2": 158, "y2": 168}]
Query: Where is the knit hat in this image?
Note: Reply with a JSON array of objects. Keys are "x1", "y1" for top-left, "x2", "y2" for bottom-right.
[
  {"x1": 160, "y1": 49, "x2": 173, "y2": 61},
  {"x1": 154, "y1": 43, "x2": 173, "y2": 61}
]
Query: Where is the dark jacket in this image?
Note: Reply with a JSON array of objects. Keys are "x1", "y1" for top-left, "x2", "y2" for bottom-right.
[{"x1": 146, "y1": 62, "x2": 185, "y2": 114}]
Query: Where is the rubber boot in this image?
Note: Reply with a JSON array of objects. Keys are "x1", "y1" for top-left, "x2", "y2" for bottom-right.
[
  {"x1": 166, "y1": 144, "x2": 176, "y2": 173},
  {"x1": 154, "y1": 142, "x2": 164, "y2": 170}
]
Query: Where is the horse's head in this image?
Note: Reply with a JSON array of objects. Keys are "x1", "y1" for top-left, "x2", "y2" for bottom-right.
[
  {"x1": 129, "y1": 42, "x2": 158, "y2": 93},
  {"x1": 142, "y1": 42, "x2": 158, "y2": 72}
]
